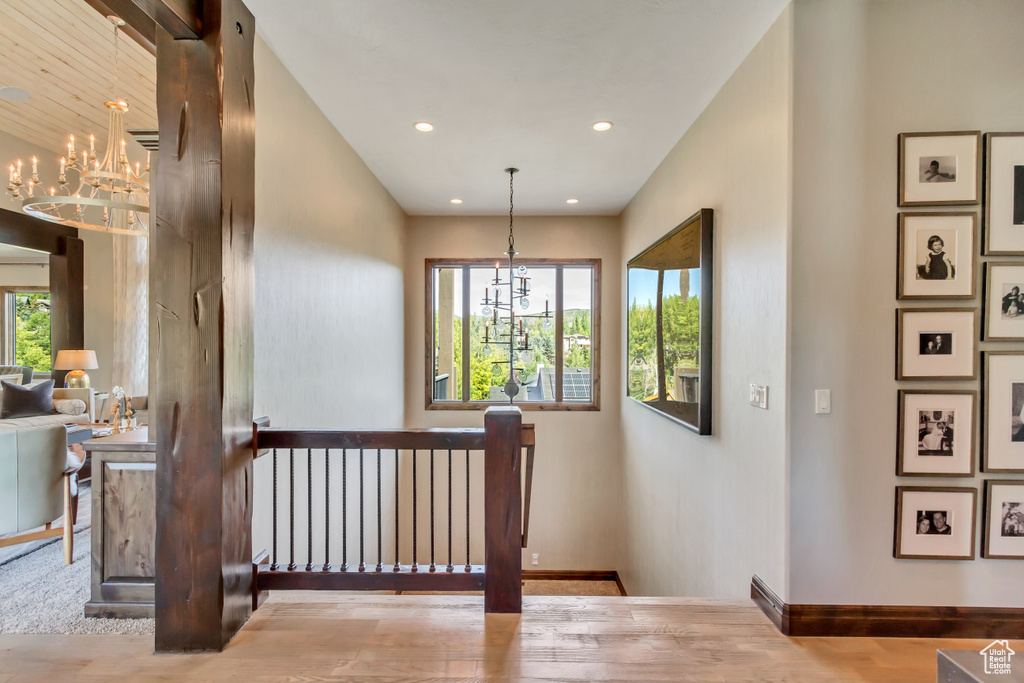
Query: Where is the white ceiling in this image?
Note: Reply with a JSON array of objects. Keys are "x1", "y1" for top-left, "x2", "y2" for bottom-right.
[
  {"x1": 244, "y1": 0, "x2": 789, "y2": 216},
  {"x1": 0, "y1": 242, "x2": 49, "y2": 264}
]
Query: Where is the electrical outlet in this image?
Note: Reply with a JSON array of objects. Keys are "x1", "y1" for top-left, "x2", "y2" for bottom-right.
[
  {"x1": 749, "y1": 384, "x2": 768, "y2": 410},
  {"x1": 531, "y1": 553, "x2": 539, "y2": 566}
]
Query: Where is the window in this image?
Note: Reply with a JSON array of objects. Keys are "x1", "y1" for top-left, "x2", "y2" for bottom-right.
[
  {"x1": 2, "y1": 287, "x2": 51, "y2": 371},
  {"x1": 427, "y1": 259, "x2": 600, "y2": 410}
]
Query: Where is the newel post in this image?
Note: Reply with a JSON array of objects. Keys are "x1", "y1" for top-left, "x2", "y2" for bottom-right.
[{"x1": 483, "y1": 406, "x2": 523, "y2": 613}]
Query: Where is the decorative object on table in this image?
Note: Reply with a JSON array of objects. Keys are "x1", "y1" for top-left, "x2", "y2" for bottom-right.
[
  {"x1": 478, "y1": 168, "x2": 553, "y2": 403},
  {"x1": 896, "y1": 212, "x2": 976, "y2": 299},
  {"x1": 626, "y1": 208, "x2": 714, "y2": 435},
  {"x1": 982, "y1": 352, "x2": 1024, "y2": 473},
  {"x1": 0, "y1": 379, "x2": 55, "y2": 419},
  {"x1": 894, "y1": 486, "x2": 977, "y2": 560},
  {"x1": 982, "y1": 480, "x2": 1024, "y2": 559},
  {"x1": 895, "y1": 308, "x2": 978, "y2": 381},
  {"x1": 983, "y1": 132, "x2": 1024, "y2": 255},
  {"x1": 3, "y1": 16, "x2": 148, "y2": 236},
  {"x1": 53, "y1": 349, "x2": 99, "y2": 388},
  {"x1": 983, "y1": 263, "x2": 1024, "y2": 340},
  {"x1": 109, "y1": 385, "x2": 123, "y2": 434},
  {"x1": 897, "y1": 390, "x2": 976, "y2": 477},
  {"x1": 898, "y1": 131, "x2": 981, "y2": 207}
]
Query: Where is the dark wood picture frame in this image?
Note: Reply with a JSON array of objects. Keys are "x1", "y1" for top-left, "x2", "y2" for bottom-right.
[
  {"x1": 981, "y1": 351, "x2": 1024, "y2": 473},
  {"x1": 982, "y1": 480, "x2": 1024, "y2": 559},
  {"x1": 983, "y1": 262, "x2": 1024, "y2": 341},
  {"x1": 894, "y1": 486, "x2": 977, "y2": 560},
  {"x1": 898, "y1": 131, "x2": 981, "y2": 207},
  {"x1": 983, "y1": 132, "x2": 1024, "y2": 256},
  {"x1": 896, "y1": 389, "x2": 977, "y2": 477},
  {"x1": 625, "y1": 208, "x2": 713, "y2": 435},
  {"x1": 424, "y1": 258, "x2": 601, "y2": 411},
  {"x1": 896, "y1": 212, "x2": 976, "y2": 300},
  {"x1": 895, "y1": 308, "x2": 979, "y2": 381}
]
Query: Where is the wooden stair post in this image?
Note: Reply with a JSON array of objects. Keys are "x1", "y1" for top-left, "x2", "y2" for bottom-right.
[{"x1": 483, "y1": 406, "x2": 523, "y2": 613}]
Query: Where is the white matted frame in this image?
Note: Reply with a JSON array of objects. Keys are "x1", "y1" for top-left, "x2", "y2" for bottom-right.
[
  {"x1": 897, "y1": 390, "x2": 976, "y2": 477},
  {"x1": 983, "y1": 352, "x2": 1024, "y2": 473},
  {"x1": 898, "y1": 131, "x2": 981, "y2": 207},
  {"x1": 897, "y1": 212, "x2": 976, "y2": 299},
  {"x1": 983, "y1": 480, "x2": 1024, "y2": 559},
  {"x1": 984, "y1": 263, "x2": 1024, "y2": 340},
  {"x1": 894, "y1": 486, "x2": 977, "y2": 560},
  {"x1": 896, "y1": 308, "x2": 978, "y2": 381},
  {"x1": 984, "y1": 132, "x2": 1024, "y2": 255}
]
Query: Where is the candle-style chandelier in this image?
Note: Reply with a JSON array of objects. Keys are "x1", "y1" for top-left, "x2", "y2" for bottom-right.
[
  {"x1": 479, "y1": 168, "x2": 553, "y2": 403},
  {"x1": 5, "y1": 16, "x2": 149, "y2": 237}
]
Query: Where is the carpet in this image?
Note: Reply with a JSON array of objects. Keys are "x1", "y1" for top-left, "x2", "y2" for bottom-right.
[{"x1": 0, "y1": 526, "x2": 154, "y2": 635}]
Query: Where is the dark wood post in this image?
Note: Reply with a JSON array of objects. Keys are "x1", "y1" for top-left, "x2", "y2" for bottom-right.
[
  {"x1": 152, "y1": 0, "x2": 255, "y2": 652},
  {"x1": 49, "y1": 236, "x2": 85, "y2": 387},
  {"x1": 483, "y1": 406, "x2": 522, "y2": 613}
]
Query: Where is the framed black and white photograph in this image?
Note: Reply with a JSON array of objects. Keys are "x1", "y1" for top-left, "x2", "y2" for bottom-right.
[
  {"x1": 897, "y1": 390, "x2": 976, "y2": 476},
  {"x1": 899, "y1": 131, "x2": 981, "y2": 207},
  {"x1": 896, "y1": 309, "x2": 978, "y2": 381},
  {"x1": 983, "y1": 352, "x2": 1024, "y2": 472},
  {"x1": 897, "y1": 213, "x2": 975, "y2": 299},
  {"x1": 983, "y1": 132, "x2": 1024, "y2": 255},
  {"x1": 894, "y1": 486, "x2": 976, "y2": 560},
  {"x1": 983, "y1": 480, "x2": 1024, "y2": 559},
  {"x1": 984, "y1": 263, "x2": 1024, "y2": 340}
]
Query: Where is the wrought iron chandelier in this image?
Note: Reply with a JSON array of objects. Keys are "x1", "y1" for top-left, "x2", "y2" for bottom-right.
[
  {"x1": 479, "y1": 168, "x2": 553, "y2": 403},
  {"x1": 5, "y1": 16, "x2": 149, "y2": 237}
]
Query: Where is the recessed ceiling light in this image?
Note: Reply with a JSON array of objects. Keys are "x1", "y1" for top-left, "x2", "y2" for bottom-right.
[
  {"x1": 592, "y1": 121, "x2": 613, "y2": 132},
  {"x1": 450, "y1": 198, "x2": 463, "y2": 204},
  {"x1": 566, "y1": 198, "x2": 579, "y2": 204},
  {"x1": 414, "y1": 121, "x2": 434, "y2": 132},
  {"x1": 0, "y1": 86, "x2": 30, "y2": 102}
]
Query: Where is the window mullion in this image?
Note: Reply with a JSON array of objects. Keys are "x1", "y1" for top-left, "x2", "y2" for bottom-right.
[
  {"x1": 555, "y1": 266, "x2": 564, "y2": 403},
  {"x1": 461, "y1": 265, "x2": 471, "y2": 403}
]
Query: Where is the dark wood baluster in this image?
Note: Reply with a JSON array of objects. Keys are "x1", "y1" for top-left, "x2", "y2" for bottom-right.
[
  {"x1": 393, "y1": 450, "x2": 400, "y2": 572},
  {"x1": 324, "y1": 449, "x2": 331, "y2": 571},
  {"x1": 342, "y1": 449, "x2": 348, "y2": 571},
  {"x1": 447, "y1": 449, "x2": 453, "y2": 572},
  {"x1": 306, "y1": 449, "x2": 313, "y2": 571},
  {"x1": 288, "y1": 449, "x2": 296, "y2": 571},
  {"x1": 358, "y1": 449, "x2": 365, "y2": 572},
  {"x1": 412, "y1": 449, "x2": 418, "y2": 572},
  {"x1": 376, "y1": 449, "x2": 382, "y2": 573},
  {"x1": 465, "y1": 449, "x2": 471, "y2": 572},
  {"x1": 429, "y1": 449, "x2": 436, "y2": 572},
  {"x1": 271, "y1": 449, "x2": 278, "y2": 570}
]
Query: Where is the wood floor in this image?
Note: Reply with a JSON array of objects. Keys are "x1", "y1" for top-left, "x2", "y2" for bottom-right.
[{"x1": 0, "y1": 592, "x2": 1016, "y2": 682}]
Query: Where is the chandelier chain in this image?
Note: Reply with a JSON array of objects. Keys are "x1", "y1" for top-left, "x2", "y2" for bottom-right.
[
  {"x1": 113, "y1": 20, "x2": 120, "y2": 99},
  {"x1": 508, "y1": 170, "x2": 515, "y2": 252}
]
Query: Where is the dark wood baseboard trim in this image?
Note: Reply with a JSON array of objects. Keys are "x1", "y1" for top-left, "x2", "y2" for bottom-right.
[
  {"x1": 522, "y1": 570, "x2": 627, "y2": 596},
  {"x1": 751, "y1": 575, "x2": 1024, "y2": 638}
]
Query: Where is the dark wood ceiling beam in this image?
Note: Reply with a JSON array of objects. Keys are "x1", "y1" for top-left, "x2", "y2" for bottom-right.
[
  {"x1": 82, "y1": 0, "x2": 203, "y2": 54},
  {"x1": 0, "y1": 208, "x2": 77, "y2": 255}
]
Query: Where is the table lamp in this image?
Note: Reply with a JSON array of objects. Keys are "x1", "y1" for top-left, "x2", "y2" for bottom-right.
[{"x1": 54, "y1": 349, "x2": 99, "y2": 388}]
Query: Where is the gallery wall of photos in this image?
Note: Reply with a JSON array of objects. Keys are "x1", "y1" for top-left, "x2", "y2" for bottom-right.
[{"x1": 893, "y1": 131, "x2": 1024, "y2": 561}]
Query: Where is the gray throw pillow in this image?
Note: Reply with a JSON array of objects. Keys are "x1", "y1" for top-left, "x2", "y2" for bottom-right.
[{"x1": 1, "y1": 379, "x2": 57, "y2": 419}]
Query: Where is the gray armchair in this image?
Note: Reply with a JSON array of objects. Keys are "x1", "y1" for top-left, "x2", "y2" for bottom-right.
[
  {"x1": 0, "y1": 424, "x2": 82, "y2": 564},
  {"x1": 0, "y1": 365, "x2": 33, "y2": 385}
]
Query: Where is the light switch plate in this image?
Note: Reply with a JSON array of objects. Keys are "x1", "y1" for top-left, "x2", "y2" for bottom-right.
[
  {"x1": 815, "y1": 389, "x2": 831, "y2": 414},
  {"x1": 749, "y1": 384, "x2": 768, "y2": 410}
]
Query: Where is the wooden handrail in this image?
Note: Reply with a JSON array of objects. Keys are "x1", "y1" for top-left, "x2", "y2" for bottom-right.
[{"x1": 254, "y1": 426, "x2": 485, "y2": 452}]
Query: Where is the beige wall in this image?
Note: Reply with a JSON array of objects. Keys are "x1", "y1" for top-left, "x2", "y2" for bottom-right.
[
  {"x1": 618, "y1": 7, "x2": 792, "y2": 598},
  {"x1": 404, "y1": 215, "x2": 623, "y2": 570},
  {"x1": 789, "y1": 0, "x2": 1024, "y2": 607},
  {"x1": 251, "y1": 35, "x2": 407, "y2": 563}
]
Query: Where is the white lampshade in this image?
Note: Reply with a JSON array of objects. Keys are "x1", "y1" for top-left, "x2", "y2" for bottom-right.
[{"x1": 54, "y1": 349, "x2": 98, "y2": 370}]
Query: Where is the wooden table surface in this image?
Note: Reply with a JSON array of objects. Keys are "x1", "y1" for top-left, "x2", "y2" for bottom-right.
[{"x1": 83, "y1": 426, "x2": 154, "y2": 452}]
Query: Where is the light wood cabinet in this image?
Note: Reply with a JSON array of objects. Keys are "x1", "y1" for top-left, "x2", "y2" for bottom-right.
[{"x1": 83, "y1": 428, "x2": 155, "y2": 619}]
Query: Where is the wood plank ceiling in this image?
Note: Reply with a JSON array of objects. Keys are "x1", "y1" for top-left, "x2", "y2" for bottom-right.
[{"x1": 0, "y1": 0, "x2": 156, "y2": 158}]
